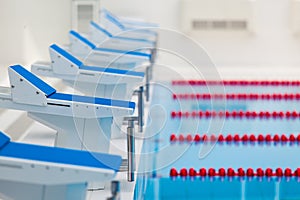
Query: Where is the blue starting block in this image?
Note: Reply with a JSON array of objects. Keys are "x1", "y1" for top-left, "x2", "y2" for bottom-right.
[
  {"x1": 89, "y1": 21, "x2": 155, "y2": 55},
  {"x1": 119, "y1": 18, "x2": 159, "y2": 29},
  {"x1": 32, "y1": 44, "x2": 144, "y2": 99},
  {"x1": 99, "y1": 8, "x2": 158, "y2": 42},
  {"x1": 0, "y1": 65, "x2": 135, "y2": 153},
  {"x1": 69, "y1": 30, "x2": 152, "y2": 68},
  {"x1": 69, "y1": 30, "x2": 154, "y2": 101},
  {"x1": 0, "y1": 131, "x2": 121, "y2": 200},
  {"x1": 32, "y1": 44, "x2": 146, "y2": 136}
]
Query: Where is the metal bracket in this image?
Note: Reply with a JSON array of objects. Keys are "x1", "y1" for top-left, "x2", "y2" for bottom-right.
[
  {"x1": 134, "y1": 86, "x2": 144, "y2": 132},
  {"x1": 107, "y1": 181, "x2": 120, "y2": 200},
  {"x1": 145, "y1": 65, "x2": 151, "y2": 102},
  {"x1": 124, "y1": 116, "x2": 138, "y2": 182}
]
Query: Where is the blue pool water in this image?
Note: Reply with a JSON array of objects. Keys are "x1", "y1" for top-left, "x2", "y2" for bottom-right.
[{"x1": 134, "y1": 82, "x2": 300, "y2": 200}]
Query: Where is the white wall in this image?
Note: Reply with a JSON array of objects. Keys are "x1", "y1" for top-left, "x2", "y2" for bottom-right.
[
  {"x1": 0, "y1": 0, "x2": 300, "y2": 69},
  {"x1": 192, "y1": 0, "x2": 300, "y2": 68},
  {"x1": 102, "y1": 0, "x2": 300, "y2": 69},
  {"x1": 0, "y1": 0, "x2": 72, "y2": 68}
]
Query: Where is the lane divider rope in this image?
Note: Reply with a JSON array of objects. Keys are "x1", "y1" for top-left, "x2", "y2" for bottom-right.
[
  {"x1": 171, "y1": 111, "x2": 300, "y2": 119},
  {"x1": 170, "y1": 133, "x2": 300, "y2": 143},
  {"x1": 170, "y1": 168, "x2": 300, "y2": 177},
  {"x1": 173, "y1": 93, "x2": 300, "y2": 100},
  {"x1": 172, "y1": 80, "x2": 300, "y2": 86}
]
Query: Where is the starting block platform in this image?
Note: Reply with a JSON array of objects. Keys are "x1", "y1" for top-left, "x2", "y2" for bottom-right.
[
  {"x1": 0, "y1": 65, "x2": 135, "y2": 153},
  {"x1": 0, "y1": 131, "x2": 121, "y2": 200}
]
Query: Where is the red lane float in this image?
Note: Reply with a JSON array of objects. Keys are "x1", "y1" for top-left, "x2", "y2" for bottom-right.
[
  {"x1": 172, "y1": 80, "x2": 300, "y2": 86},
  {"x1": 170, "y1": 168, "x2": 300, "y2": 177},
  {"x1": 170, "y1": 133, "x2": 300, "y2": 143},
  {"x1": 172, "y1": 93, "x2": 300, "y2": 101},
  {"x1": 171, "y1": 111, "x2": 300, "y2": 119}
]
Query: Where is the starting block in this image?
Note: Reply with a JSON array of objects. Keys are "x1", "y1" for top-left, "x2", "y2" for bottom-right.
[
  {"x1": 69, "y1": 30, "x2": 154, "y2": 101},
  {"x1": 99, "y1": 8, "x2": 158, "y2": 42},
  {"x1": 0, "y1": 65, "x2": 135, "y2": 153},
  {"x1": 32, "y1": 44, "x2": 144, "y2": 100},
  {"x1": 89, "y1": 21, "x2": 155, "y2": 56},
  {"x1": 119, "y1": 18, "x2": 159, "y2": 29},
  {"x1": 0, "y1": 131, "x2": 121, "y2": 200},
  {"x1": 69, "y1": 30, "x2": 152, "y2": 69},
  {"x1": 32, "y1": 44, "x2": 145, "y2": 135}
]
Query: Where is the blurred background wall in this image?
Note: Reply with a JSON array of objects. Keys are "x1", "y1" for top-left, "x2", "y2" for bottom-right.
[
  {"x1": 0, "y1": 0, "x2": 300, "y2": 69},
  {"x1": 0, "y1": 0, "x2": 71, "y2": 67},
  {"x1": 102, "y1": 0, "x2": 300, "y2": 68}
]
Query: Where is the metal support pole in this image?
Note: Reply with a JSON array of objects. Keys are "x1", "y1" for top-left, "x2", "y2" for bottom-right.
[
  {"x1": 133, "y1": 86, "x2": 144, "y2": 132},
  {"x1": 138, "y1": 86, "x2": 144, "y2": 132},
  {"x1": 127, "y1": 118, "x2": 135, "y2": 182},
  {"x1": 145, "y1": 66, "x2": 150, "y2": 102}
]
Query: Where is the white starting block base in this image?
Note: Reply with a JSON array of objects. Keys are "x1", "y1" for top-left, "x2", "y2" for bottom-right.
[
  {"x1": 0, "y1": 181, "x2": 87, "y2": 200},
  {"x1": 32, "y1": 44, "x2": 145, "y2": 140},
  {"x1": 29, "y1": 113, "x2": 113, "y2": 153},
  {"x1": 0, "y1": 65, "x2": 135, "y2": 154}
]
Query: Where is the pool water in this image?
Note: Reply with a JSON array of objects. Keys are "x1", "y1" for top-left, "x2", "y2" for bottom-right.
[{"x1": 134, "y1": 82, "x2": 300, "y2": 200}]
